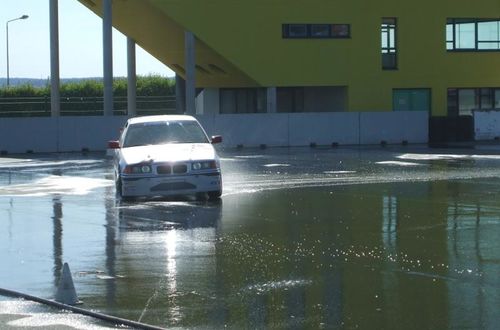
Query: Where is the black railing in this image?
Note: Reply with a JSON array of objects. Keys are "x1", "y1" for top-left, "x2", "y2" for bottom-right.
[{"x1": 0, "y1": 95, "x2": 177, "y2": 117}]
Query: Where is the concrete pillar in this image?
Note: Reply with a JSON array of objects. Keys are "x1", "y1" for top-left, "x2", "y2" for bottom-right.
[
  {"x1": 267, "y1": 87, "x2": 277, "y2": 113},
  {"x1": 49, "y1": 0, "x2": 60, "y2": 117},
  {"x1": 175, "y1": 74, "x2": 186, "y2": 114},
  {"x1": 103, "y1": 0, "x2": 113, "y2": 116},
  {"x1": 127, "y1": 37, "x2": 137, "y2": 117},
  {"x1": 184, "y1": 31, "x2": 196, "y2": 115}
]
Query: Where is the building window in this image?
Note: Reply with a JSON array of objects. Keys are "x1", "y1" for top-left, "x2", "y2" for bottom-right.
[
  {"x1": 220, "y1": 88, "x2": 267, "y2": 114},
  {"x1": 458, "y1": 89, "x2": 477, "y2": 116},
  {"x1": 285, "y1": 24, "x2": 308, "y2": 38},
  {"x1": 447, "y1": 88, "x2": 500, "y2": 116},
  {"x1": 277, "y1": 86, "x2": 348, "y2": 113},
  {"x1": 480, "y1": 88, "x2": 494, "y2": 109},
  {"x1": 447, "y1": 19, "x2": 500, "y2": 51},
  {"x1": 332, "y1": 24, "x2": 350, "y2": 38},
  {"x1": 277, "y1": 87, "x2": 304, "y2": 112},
  {"x1": 381, "y1": 18, "x2": 397, "y2": 70},
  {"x1": 393, "y1": 89, "x2": 431, "y2": 111},
  {"x1": 282, "y1": 24, "x2": 351, "y2": 39},
  {"x1": 311, "y1": 24, "x2": 330, "y2": 38}
]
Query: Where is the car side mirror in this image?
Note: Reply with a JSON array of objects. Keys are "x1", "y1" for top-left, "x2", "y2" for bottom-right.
[
  {"x1": 108, "y1": 140, "x2": 120, "y2": 149},
  {"x1": 211, "y1": 135, "x2": 222, "y2": 144}
]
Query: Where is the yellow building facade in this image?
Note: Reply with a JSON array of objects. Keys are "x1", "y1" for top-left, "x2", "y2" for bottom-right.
[{"x1": 80, "y1": 0, "x2": 500, "y2": 142}]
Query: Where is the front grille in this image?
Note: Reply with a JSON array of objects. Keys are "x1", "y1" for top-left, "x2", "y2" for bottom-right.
[
  {"x1": 156, "y1": 163, "x2": 188, "y2": 175},
  {"x1": 173, "y1": 164, "x2": 188, "y2": 174},
  {"x1": 157, "y1": 165, "x2": 171, "y2": 174}
]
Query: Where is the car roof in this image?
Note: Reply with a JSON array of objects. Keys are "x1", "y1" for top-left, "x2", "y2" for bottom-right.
[{"x1": 127, "y1": 115, "x2": 197, "y2": 125}]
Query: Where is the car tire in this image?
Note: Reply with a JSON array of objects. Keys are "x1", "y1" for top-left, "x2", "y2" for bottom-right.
[
  {"x1": 195, "y1": 192, "x2": 206, "y2": 201},
  {"x1": 115, "y1": 177, "x2": 123, "y2": 197},
  {"x1": 207, "y1": 190, "x2": 222, "y2": 200},
  {"x1": 116, "y1": 176, "x2": 134, "y2": 201}
]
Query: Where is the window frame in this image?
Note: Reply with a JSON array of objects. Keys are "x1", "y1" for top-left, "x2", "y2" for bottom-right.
[
  {"x1": 277, "y1": 87, "x2": 305, "y2": 113},
  {"x1": 447, "y1": 18, "x2": 500, "y2": 52},
  {"x1": 392, "y1": 88, "x2": 431, "y2": 112},
  {"x1": 283, "y1": 24, "x2": 308, "y2": 39},
  {"x1": 219, "y1": 88, "x2": 267, "y2": 114},
  {"x1": 447, "y1": 87, "x2": 500, "y2": 117},
  {"x1": 282, "y1": 23, "x2": 351, "y2": 39},
  {"x1": 381, "y1": 17, "x2": 398, "y2": 70},
  {"x1": 310, "y1": 24, "x2": 331, "y2": 38}
]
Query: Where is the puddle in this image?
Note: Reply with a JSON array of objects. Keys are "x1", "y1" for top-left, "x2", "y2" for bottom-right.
[
  {"x1": 0, "y1": 300, "x2": 115, "y2": 330},
  {"x1": 2, "y1": 148, "x2": 500, "y2": 329},
  {"x1": 0, "y1": 176, "x2": 112, "y2": 197}
]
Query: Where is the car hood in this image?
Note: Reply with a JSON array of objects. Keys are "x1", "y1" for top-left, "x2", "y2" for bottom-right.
[{"x1": 120, "y1": 143, "x2": 217, "y2": 164}]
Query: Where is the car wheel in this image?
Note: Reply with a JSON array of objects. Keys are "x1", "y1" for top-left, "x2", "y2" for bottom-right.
[
  {"x1": 207, "y1": 190, "x2": 222, "y2": 200},
  {"x1": 115, "y1": 176, "x2": 123, "y2": 197},
  {"x1": 116, "y1": 176, "x2": 134, "y2": 201},
  {"x1": 195, "y1": 192, "x2": 206, "y2": 201}
]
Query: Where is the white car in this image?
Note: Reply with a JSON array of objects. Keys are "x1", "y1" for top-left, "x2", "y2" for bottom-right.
[{"x1": 108, "y1": 115, "x2": 222, "y2": 200}]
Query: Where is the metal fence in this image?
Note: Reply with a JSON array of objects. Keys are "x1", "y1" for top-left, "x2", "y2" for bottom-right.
[{"x1": 0, "y1": 95, "x2": 177, "y2": 117}]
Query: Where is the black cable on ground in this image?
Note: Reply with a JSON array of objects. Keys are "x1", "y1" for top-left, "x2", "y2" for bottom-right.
[{"x1": 0, "y1": 287, "x2": 166, "y2": 330}]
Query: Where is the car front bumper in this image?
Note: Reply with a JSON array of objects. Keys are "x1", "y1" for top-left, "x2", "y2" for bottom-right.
[{"x1": 121, "y1": 172, "x2": 222, "y2": 197}]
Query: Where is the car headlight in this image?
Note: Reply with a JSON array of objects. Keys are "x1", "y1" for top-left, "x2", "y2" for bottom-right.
[
  {"x1": 191, "y1": 161, "x2": 217, "y2": 171},
  {"x1": 124, "y1": 164, "x2": 152, "y2": 174}
]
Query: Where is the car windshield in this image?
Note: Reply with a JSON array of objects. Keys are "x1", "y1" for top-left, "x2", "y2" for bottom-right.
[{"x1": 123, "y1": 120, "x2": 209, "y2": 147}]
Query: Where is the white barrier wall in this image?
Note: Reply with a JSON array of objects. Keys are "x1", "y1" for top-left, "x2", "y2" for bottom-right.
[
  {"x1": 474, "y1": 111, "x2": 500, "y2": 140},
  {"x1": 199, "y1": 114, "x2": 289, "y2": 147},
  {"x1": 288, "y1": 112, "x2": 359, "y2": 145},
  {"x1": 0, "y1": 116, "x2": 127, "y2": 154},
  {"x1": 0, "y1": 112, "x2": 428, "y2": 154},
  {"x1": 360, "y1": 111, "x2": 428, "y2": 144},
  {"x1": 198, "y1": 111, "x2": 428, "y2": 148}
]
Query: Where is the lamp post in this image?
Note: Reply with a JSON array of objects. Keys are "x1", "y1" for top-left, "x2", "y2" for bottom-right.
[{"x1": 6, "y1": 14, "x2": 29, "y2": 87}]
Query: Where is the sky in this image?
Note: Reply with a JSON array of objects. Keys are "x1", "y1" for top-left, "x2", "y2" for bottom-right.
[{"x1": 0, "y1": 0, "x2": 175, "y2": 79}]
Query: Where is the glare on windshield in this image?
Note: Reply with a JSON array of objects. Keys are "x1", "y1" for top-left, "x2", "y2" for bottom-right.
[{"x1": 123, "y1": 121, "x2": 209, "y2": 147}]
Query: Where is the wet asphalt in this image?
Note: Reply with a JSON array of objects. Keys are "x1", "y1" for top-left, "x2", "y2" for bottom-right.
[{"x1": 1, "y1": 144, "x2": 500, "y2": 329}]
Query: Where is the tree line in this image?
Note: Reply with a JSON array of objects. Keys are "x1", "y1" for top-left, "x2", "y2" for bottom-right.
[
  {"x1": 0, "y1": 75, "x2": 175, "y2": 98},
  {"x1": 0, "y1": 75, "x2": 177, "y2": 117}
]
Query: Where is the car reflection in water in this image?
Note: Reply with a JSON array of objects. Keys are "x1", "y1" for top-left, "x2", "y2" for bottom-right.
[
  {"x1": 94, "y1": 196, "x2": 224, "y2": 325},
  {"x1": 116, "y1": 199, "x2": 222, "y2": 232}
]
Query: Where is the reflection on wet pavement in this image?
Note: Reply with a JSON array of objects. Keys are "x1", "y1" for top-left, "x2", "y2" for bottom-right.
[
  {"x1": 0, "y1": 299, "x2": 115, "y2": 329},
  {"x1": 0, "y1": 176, "x2": 111, "y2": 196},
  {"x1": 1, "y1": 147, "x2": 500, "y2": 329}
]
